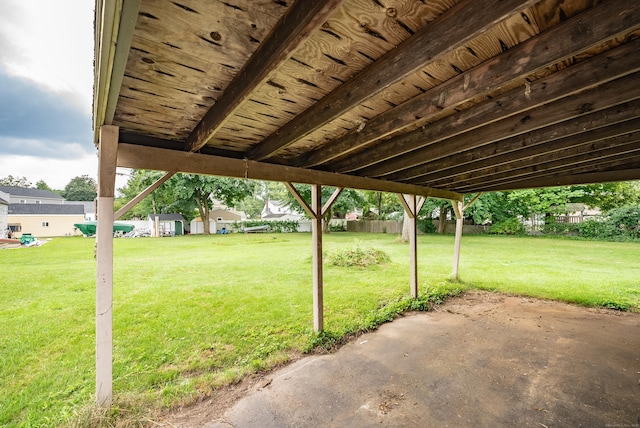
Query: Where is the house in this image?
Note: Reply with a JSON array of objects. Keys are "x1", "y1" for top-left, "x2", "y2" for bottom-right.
[
  {"x1": 8, "y1": 203, "x2": 85, "y2": 237},
  {"x1": 67, "y1": 201, "x2": 96, "y2": 221},
  {"x1": 0, "y1": 191, "x2": 9, "y2": 237},
  {"x1": 190, "y1": 208, "x2": 247, "y2": 234},
  {"x1": 0, "y1": 186, "x2": 65, "y2": 205},
  {"x1": 0, "y1": 186, "x2": 97, "y2": 237},
  {"x1": 261, "y1": 199, "x2": 293, "y2": 218},
  {"x1": 148, "y1": 214, "x2": 185, "y2": 237}
]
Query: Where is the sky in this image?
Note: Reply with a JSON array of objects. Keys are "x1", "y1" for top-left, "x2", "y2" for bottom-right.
[{"x1": 0, "y1": 0, "x2": 129, "y2": 191}]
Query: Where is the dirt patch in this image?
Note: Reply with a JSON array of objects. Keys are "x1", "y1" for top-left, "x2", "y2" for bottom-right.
[{"x1": 157, "y1": 291, "x2": 640, "y2": 427}]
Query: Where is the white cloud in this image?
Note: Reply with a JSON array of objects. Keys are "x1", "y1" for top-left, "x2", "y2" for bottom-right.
[
  {"x1": 0, "y1": 0, "x2": 94, "y2": 111},
  {"x1": 0, "y1": 153, "x2": 130, "y2": 192}
]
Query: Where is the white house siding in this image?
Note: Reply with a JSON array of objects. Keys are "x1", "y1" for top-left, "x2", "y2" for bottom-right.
[{"x1": 0, "y1": 204, "x2": 8, "y2": 237}]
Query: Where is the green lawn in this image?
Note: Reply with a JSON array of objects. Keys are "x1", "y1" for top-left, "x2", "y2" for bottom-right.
[{"x1": 1, "y1": 233, "x2": 638, "y2": 427}]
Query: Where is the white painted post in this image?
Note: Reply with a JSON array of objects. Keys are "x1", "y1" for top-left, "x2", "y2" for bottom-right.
[
  {"x1": 408, "y1": 195, "x2": 418, "y2": 298},
  {"x1": 311, "y1": 184, "x2": 323, "y2": 332},
  {"x1": 96, "y1": 125, "x2": 118, "y2": 407},
  {"x1": 96, "y1": 196, "x2": 114, "y2": 407},
  {"x1": 452, "y1": 200, "x2": 463, "y2": 280}
]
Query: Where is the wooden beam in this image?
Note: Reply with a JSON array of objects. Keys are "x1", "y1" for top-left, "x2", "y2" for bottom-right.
[
  {"x1": 332, "y1": 38, "x2": 640, "y2": 174},
  {"x1": 186, "y1": 0, "x2": 346, "y2": 152},
  {"x1": 104, "y1": 0, "x2": 140, "y2": 125},
  {"x1": 246, "y1": 0, "x2": 538, "y2": 161},
  {"x1": 297, "y1": 1, "x2": 640, "y2": 168},
  {"x1": 410, "y1": 114, "x2": 640, "y2": 186},
  {"x1": 93, "y1": 0, "x2": 140, "y2": 143},
  {"x1": 96, "y1": 125, "x2": 118, "y2": 408},
  {"x1": 451, "y1": 200, "x2": 464, "y2": 281},
  {"x1": 463, "y1": 193, "x2": 483, "y2": 212},
  {"x1": 445, "y1": 133, "x2": 640, "y2": 191},
  {"x1": 457, "y1": 146, "x2": 640, "y2": 192},
  {"x1": 476, "y1": 167, "x2": 640, "y2": 192},
  {"x1": 311, "y1": 184, "x2": 323, "y2": 332},
  {"x1": 114, "y1": 172, "x2": 175, "y2": 220},
  {"x1": 116, "y1": 143, "x2": 462, "y2": 201},
  {"x1": 321, "y1": 187, "x2": 343, "y2": 217},
  {"x1": 284, "y1": 182, "x2": 314, "y2": 218},
  {"x1": 372, "y1": 72, "x2": 640, "y2": 180}
]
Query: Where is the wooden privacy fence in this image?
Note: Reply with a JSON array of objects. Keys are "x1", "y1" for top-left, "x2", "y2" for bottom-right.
[{"x1": 346, "y1": 220, "x2": 489, "y2": 235}]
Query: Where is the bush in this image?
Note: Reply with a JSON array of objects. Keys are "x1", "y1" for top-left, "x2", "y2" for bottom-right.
[
  {"x1": 328, "y1": 245, "x2": 390, "y2": 267},
  {"x1": 578, "y1": 218, "x2": 607, "y2": 238},
  {"x1": 418, "y1": 217, "x2": 436, "y2": 233},
  {"x1": 542, "y1": 221, "x2": 580, "y2": 236},
  {"x1": 232, "y1": 220, "x2": 299, "y2": 233},
  {"x1": 605, "y1": 205, "x2": 640, "y2": 239},
  {"x1": 488, "y1": 218, "x2": 525, "y2": 235},
  {"x1": 329, "y1": 223, "x2": 346, "y2": 232},
  {"x1": 578, "y1": 206, "x2": 640, "y2": 241}
]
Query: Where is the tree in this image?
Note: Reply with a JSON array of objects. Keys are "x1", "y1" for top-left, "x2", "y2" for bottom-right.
[
  {"x1": 115, "y1": 170, "x2": 184, "y2": 219},
  {"x1": 172, "y1": 174, "x2": 256, "y2": 235},
  {"x1": 362, "y1": 191, "x2": 403, "y2": 219},
  {"x1": 506, "y1": 187, "x2": 584, "y2": 229},
  {"x1": 570, "y1": 181, "x2": 640, "y2": 212},
  {"x1": 62, "y1": 175, "x2": 97, "y2": 201},
  {"x1": 35, "y1": 180, "x2": 52, "y2": 191},
  {"x1": 0, "y1": 175, "x2": 32, "y2": 187}
]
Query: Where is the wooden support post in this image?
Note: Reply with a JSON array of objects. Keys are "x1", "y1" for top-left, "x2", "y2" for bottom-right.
[
  {"x1": 96, "y1": 125, "x2": 118, "y2": 407},
  {"x1": 311, "y1": 185, "x2": 323, "y2": 332},
  {"x1": 284, "y1": 184, "x2": 343, "y2": 332},
  {"x1": 451, "y1": 200, "x2": 464, "y2": 281},
  {"x1": 398, "y1": 194, "x2": 425, "y2": 298}
]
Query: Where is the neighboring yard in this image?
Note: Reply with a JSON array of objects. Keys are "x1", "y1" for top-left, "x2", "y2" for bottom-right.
[{"x1": 1, "y1": 233, "x2": 639, "y2": 427}]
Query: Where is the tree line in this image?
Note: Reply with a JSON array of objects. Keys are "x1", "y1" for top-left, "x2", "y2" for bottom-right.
[{"x1": 4, "y1": 172, "x2": 639, "y2": 238}]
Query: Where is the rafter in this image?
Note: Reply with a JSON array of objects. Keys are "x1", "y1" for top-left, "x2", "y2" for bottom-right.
[
  {"x1": 361, "y1": 72, "x2": 640, "y2": 179},
  {"x1": 473, "y1": 159, "x2": 640, "y2": 192},
  {"x1": 454, "y1": 142, "x2": 640, "y2": 192},
  {"x1": 296, "y1": 0, "x2": 640, "y2": 168},
  {"x1": 185, "y1": 0, "x2": 346, "y2": 153},
  {"x1": 245, "y1": 0, "x2": 538, "y2": 161},
  {"x1": 326, "y1": 36, "x2": 640, "y2": 174},
  {"x1": 476, "y1": 166, "x2": 640, "y2": 192},
  {"x1": 425, "y1": 128, "x2": 640, "y2": 189},
  {"x1": 408, "y1": 117, "x2": 640, "y2": 186}
]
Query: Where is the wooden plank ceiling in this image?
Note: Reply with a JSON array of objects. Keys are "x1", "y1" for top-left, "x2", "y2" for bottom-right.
[{"x1": 94, "y1": 0, "x2": 640, "y2": 197}]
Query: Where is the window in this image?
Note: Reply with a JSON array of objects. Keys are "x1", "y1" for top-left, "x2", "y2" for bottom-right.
[
  {"x1": 42, "y1": 222, "x2": 49, "y2": 227},
  {"x1": 19, "y1": 199, "x2": 26, "y2": 204},
  {"x1": 35, "y1": 200, "x2": 41, "y2": 204},
  {"x1": 9, "y1": 224, "x2": 21, "y2": 232},
  {"x1": 217, "y1": 217, "x2": 223, "y2": 221}
]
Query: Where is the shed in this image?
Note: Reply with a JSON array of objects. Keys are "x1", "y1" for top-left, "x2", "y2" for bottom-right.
[
  {"x1": 148, "y1": 213, "x2": 185, "y2": 236},
  {"x1": 92, "y1": 0, "x2": 640, "y2": 406}
]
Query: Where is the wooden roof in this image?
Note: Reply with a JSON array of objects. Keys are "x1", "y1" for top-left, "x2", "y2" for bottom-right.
[{"x1": 93, "y1": 0, "x2": 640, "y2": 200}]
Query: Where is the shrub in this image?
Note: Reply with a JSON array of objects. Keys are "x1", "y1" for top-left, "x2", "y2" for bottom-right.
[
  {"x1": 605, "y1": 205, "x2": 640, "y2": 239},
  {"x1": 328, "y1": 245, "x2": 390, "y2": 267},
  {"x1": 329, "y1": 223, "x2": 346, "y2": 232},
  {"x1": 489, "y1": 218, "x2": 525, "y2": 235},
  {"x1": 578, "y1": 218, "x2": 607, "y2": 238},
  {"x1": 542, "y1": 221, "x2": 580, "y2": 236},
  {"x1": 578, "y1": 206, "x2": 640, "y2": 240},
  {"x1": 418, "y1": 217, "x2": 436, "y2": 233},
  {"x1": 232, "y1": 220, "x2": 299, "y2": 233}
]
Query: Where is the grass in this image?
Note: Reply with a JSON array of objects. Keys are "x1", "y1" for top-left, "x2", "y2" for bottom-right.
[{"x1": 0, "y1": 232, "x2": 638, "y2": 427}]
